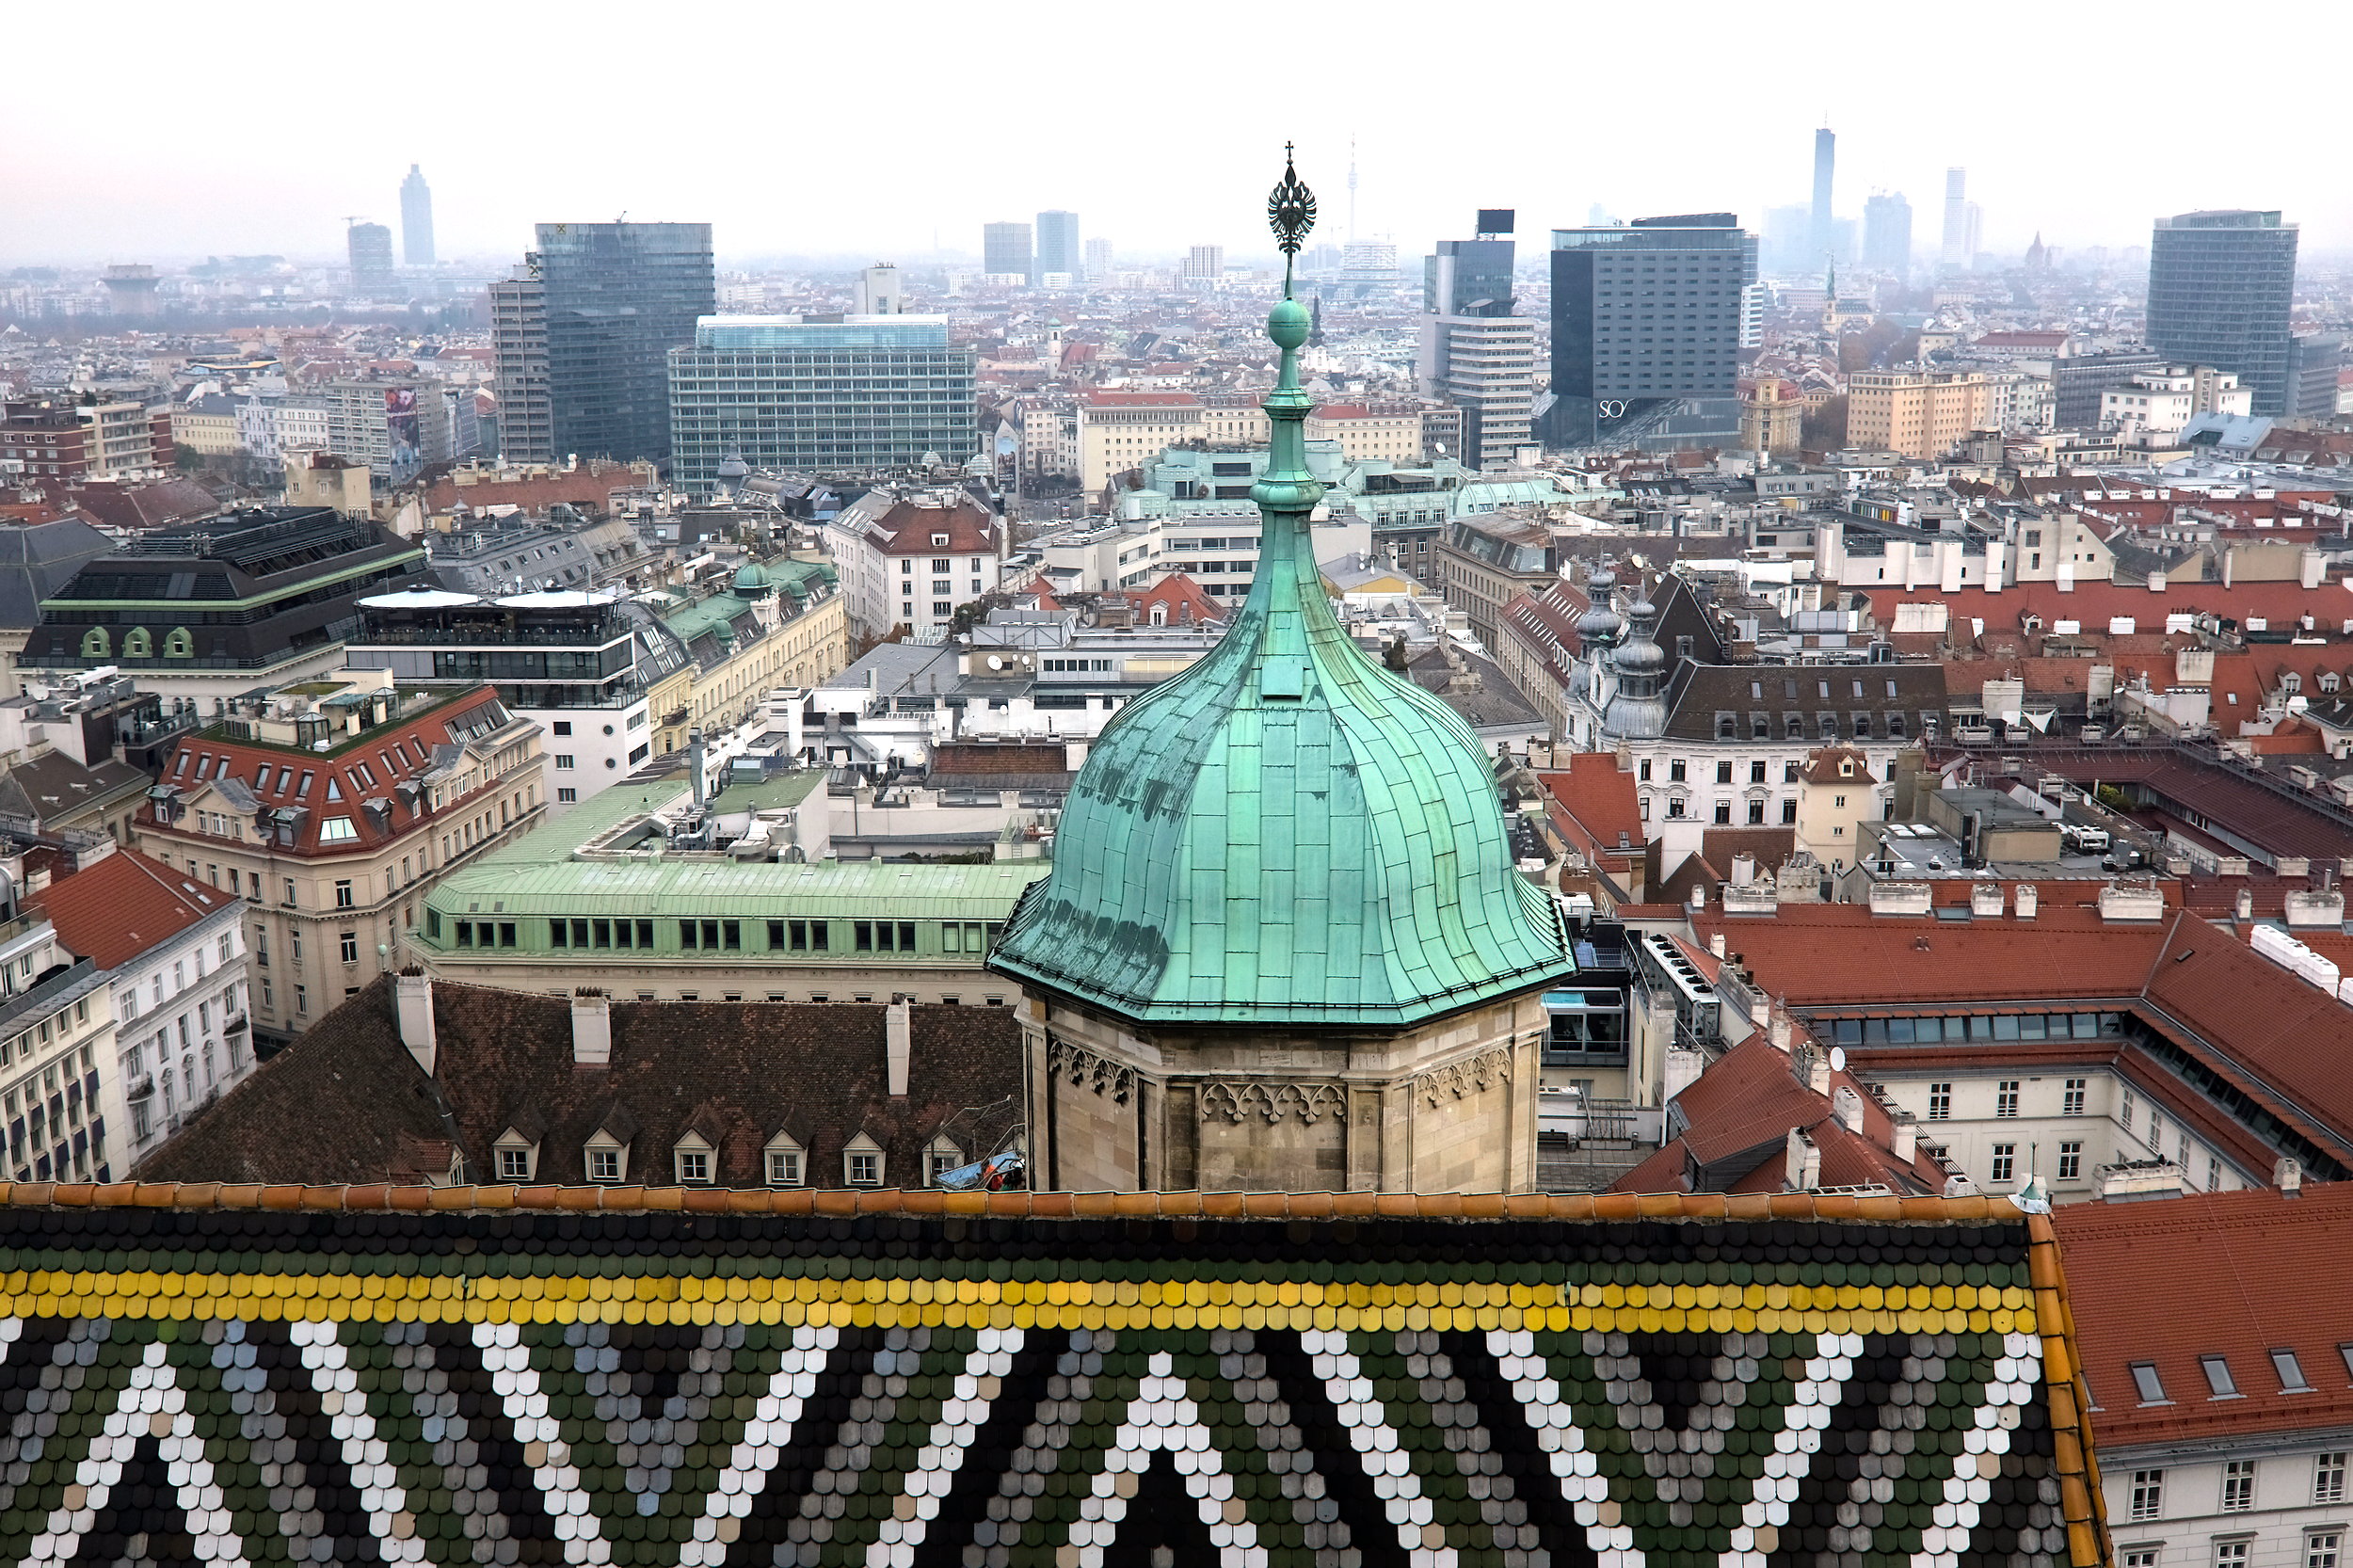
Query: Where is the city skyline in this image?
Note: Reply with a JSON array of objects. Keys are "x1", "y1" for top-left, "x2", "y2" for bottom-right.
[{"x1": 6, "y1": 1, "x2": 2351, "y2": 266}]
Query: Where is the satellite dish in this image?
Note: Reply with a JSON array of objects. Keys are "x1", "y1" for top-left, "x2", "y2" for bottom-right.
[
  {"x1": 1830, "y1": 1046, "x2": 1847, "y2": 1073},
  {"x1": 986, "y1": 654, "x2": 1005, "y2": 671}
]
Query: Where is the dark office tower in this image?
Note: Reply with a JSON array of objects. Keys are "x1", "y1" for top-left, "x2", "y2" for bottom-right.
[
  {"x1": 347, "y1": 221, "x2": 395, "y2": 296},
  {"x1": 1864, "y1": 193, "x2": 1912, "y2": 274},
  {"x1": 400, "y1": 165, "x2": 434, "y2": 266},
  {"x1": 1544, "y1": 213, "x2": 1757, "y2": 450},
  {"x1": 532, "y1": 221, "x2": 715, "y2": 464},
  {"x1": 1418, "y1": 212, "x2": 1533, "y2": 467},
  {"x1": 1809, "y1": 127, "x2": 1835, "y2": 262},
  {"x1": 1035, "y1": 212, "x2": 1080, "y2": 282},
  {"x1": 983, "y1": 222, "x2": 1033, "y2": 282},
  {"x1": 2146, "y1": 210, "x2": 2299, "y2": 417}
]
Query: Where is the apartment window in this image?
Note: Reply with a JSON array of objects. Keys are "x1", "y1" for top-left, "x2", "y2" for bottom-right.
[
  {"x1": 1927, "y1": 1082, "x2": 1952, "y2": 1120},
  {"x1": 2223, "y1": 1460, "x2": 2257, "y2": 1512},
  {"x1": 675, "y1": 1148, "x2": 712, "y2": 1184},
  {"x1": 2316, "y1": 1453, "x2": 2347, "y2": 1504},
  {"x1": 294, "y1": 985, "x2": 309, "y2": 1016},
  {"x1": 1714, "y1": 760, "x2": 1733, "y2": 785},
  {"x1": 2128, "y1": 1469, "x2": 2164, "y2": 1520},
  {"x1": 496, "y1": 1147, "x2": 533, "y2": 1181},
  {"x1": 555, "y1": 755, "x2": 576, "y2": 770},
  {"x1": 1783, "y1": 760, "x2": 1801, "y2": 784},
  {"x1": 2058, "y1": 1142, "x2": 2083, "y2": 1180},
  {"x1": 1989, "y1": 1144, "x2": 2015, "y2": 1183},
  {"x1": 339, "y1": 932, "x2": 359, "y2": 964},
  {"x1": 1995, "y1": 1080, "x2": 2020, "y2": 1118},
  {"x1": 587, "y1": 1148, "x2": 620, "y2": 1182},
  {"x1": 557, "y1": 788, "x2": 578, "y2": 803},
  {"x1": 2312, "y1": 1533, "x2": 2344, "y2": 1568},
  {"x1": 845, "y1": 1149, "x2": 882, "y2": 1186},
  {"x1": 2122, "y1": 1554, "x2": 2157, "y2": 1568},
  {"x1": 767, "y1": 1147, "x2": 803, "y2": 1186},
  {"x1": 2063, "y1": 1078, "x2": 2087, "y2": 1115},
  {"x1": 1749, "y1": 760, "x2": 1768, "y2": 784},
  {"x1": 334, "y1": 879, "x2": 354, "y2": 909},
  {"x1": 1713, "y1": 801, "x2": 1732, "y2": 824},
  {"x1": 283, "y1": 877, "x2": 297, "y2": 905},
  {"x1": 2217, "y1": 1542, "x2": 2249, "y2": 1568},
  {"x1": 1668, "y1": 760, "x2": 1686, "y2": 782},
  {"x1": 1638, "y1": 760, "x2": 1651, "y2": 781},
  {"x1": 1746, "y1": 800, "x2": 1766, "y2": 824}
]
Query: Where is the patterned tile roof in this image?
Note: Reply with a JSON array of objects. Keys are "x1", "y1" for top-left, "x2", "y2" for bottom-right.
[{"x1": 0, "y1": 1190, "x2": 2103, "y2": 1568}]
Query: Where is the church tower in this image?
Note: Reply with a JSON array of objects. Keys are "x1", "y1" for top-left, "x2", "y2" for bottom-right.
[{"x1": 989, "y1": 152, "x2": 1575, "y2": 1193}]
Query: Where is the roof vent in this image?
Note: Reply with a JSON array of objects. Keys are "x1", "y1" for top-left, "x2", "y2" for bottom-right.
[{"x1": 2277, "y1": 1156, "x2": 2304, "y2": 1197}]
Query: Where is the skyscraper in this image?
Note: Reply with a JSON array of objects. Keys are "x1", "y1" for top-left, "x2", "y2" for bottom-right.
[
  {"x1": 1418, "y1": 211, "x2": 1534, "y2": 468},
  {"x1": 1544, "y1": 213, "x2": 1757, "y2": 449},
  {"x1": 488, "y1": 269, "x2": 551, "y2": 463},
  {"x1": 503, "y1": 221, "x2": 716, "y2": 465},
  {"x1": 1035, "y1": 211, "x2": 1080, "y2": 283},
  {"x1": 1082, "y1": 236, "x2": 1113, "y2": 280},
  {"x1": 1941, "y1": 168, "x2": 1980, "y2": 270},
  {"x1": 1809, "y1": 127, "x2": 1835, "y2": 264},
  {"x1": 1864, "y1": 193, "x2": 1913, "y2": 274},
  {"x1": 1182, "y1": 246, "x2": 1225, "y2": 287},
  {"x1": 982, "y1": 222, "x2": 1032, "y2": 282},
  {"x1": 667, "y1": 315, "x2": 978, "y2": 494},
  {"x1": 2146, "y1": 210, "x2": 2299, "y2": 417},
  {"x1": 399, "y1": 165, "x2": 434, "y2": 266},
  {"x1": 346, "y1": 221, "x2": 395, "y2": 297}
]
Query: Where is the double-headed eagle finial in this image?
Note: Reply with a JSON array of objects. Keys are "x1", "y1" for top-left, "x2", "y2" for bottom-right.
[{"x1": 1267, "y1": 143, "x2": 1317, "y2": 296}]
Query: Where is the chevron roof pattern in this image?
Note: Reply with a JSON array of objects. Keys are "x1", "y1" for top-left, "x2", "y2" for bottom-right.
[{"x1": 0, "y1": 1192, "x2": 2104, "y2": 1568}]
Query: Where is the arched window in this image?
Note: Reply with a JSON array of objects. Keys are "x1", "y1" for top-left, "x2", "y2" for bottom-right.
[
  {"x1": 79, "y1": 627, "x2": 109, "y2": 659},
  {"x1": 163, "y1": 628, "x2": 193, "y2": 659},
  {"x1": 121, "y1": 627, "x2": 152, "y2": 658}
]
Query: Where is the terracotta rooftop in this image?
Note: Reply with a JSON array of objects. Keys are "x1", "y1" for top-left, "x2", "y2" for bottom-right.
[{"x1": 27, "y1": 848, "x2": 231, "y2": 970}]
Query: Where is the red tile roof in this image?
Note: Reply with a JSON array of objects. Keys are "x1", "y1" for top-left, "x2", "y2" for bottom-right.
[
  {"x1": 859, "y1": 494, "x2": 1000, "y2": 557},
  {"x1": 28, "y1": 848, "x2": 231, "y2": 969},
  {"x1": 148, "y1": 686, "x2": 525, "y2": 858},
  {"x1": 1695, "y1": 903, "x2": 2170, "y2": 1007},
  {"x1": 1861, "y1": 579, "x2": 2353, "y2": 635},
  {"x1": 1123, "y1": 572, "x2": 1224, "y2": 627},
  {"x1": 2054, "y1": 1183, "x2": 2353, "y2": 1448},
  {"x1": 1083, "y1": 391, "x2": 1199, "y2": 408},
  {"x1": 1539, "y1": 754, "x2": 1644, "y2": 859}
]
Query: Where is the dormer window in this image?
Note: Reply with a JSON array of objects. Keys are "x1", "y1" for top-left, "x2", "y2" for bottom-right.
[
  {"x1": 764, "y1": 1130, "x2": 805, "y2": 1187},
  {"x1": 1840, "y1": 760, "x2": 1854, "y2": 778},
  {"x1": 674, "y1": 1131, "x2": 714, "y2": 1185},
  {"x1": 843, "y1": 1131, "x2": 885, "y2": 1187},
  {"x1": 492, "y1": 1126, "x2": 539, "y2": 1181},
  {"x1": 925, "y1": 1136, "x2": 966, "y2": 1187},
  {"x1": 930, "y1": 533, "x2": 949, "y2": 547},
  {"x1": 584, "y1": 1128, "x2": 629, "y2": 1182}
]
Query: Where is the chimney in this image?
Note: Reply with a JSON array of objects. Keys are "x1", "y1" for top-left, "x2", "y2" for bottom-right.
[
  {"x1": 570, "y1": 990, "x2": 612, "y2": 1066},
  {"x1": 886, "y1": 999, "x2": 912, "y2": 1097},
  {"x1": 1709, "y1": 932, "x2": 1727, "y2": 959},
  {"x1": 2303, "y1": 548, "x2": 2327, "y2": 590},
  {"x1": 1970, "y1": 882, "x2": 2004, "y2": 918},
  {"x1": 2277, "y1": 1157, "x2": 2305, "y2": 1197},
  {"x1": 1833, "y1": 1085, "x2": 1865, "y2": 1133},
  {"x1": 394, "y1": 970, "x2": 436, "y2": 1074},
  {"x1": 1769, "y1": 1000, "x2": 1793, "y2": 1053},
  {"x1": 689, "y1": 728, "x2": 709, "y2": 809},
  {"x1": 1785, "y1": 1127, "x2": 1822, "y2": 1192},
  {"x1": 1689, "y1": 884, "x2": 1706, "y2": 912},
  {"x1": 1731, "y1": 851, "x2": 1756, "y2": 885},
  {"x1": 2014, "y1": 883, "x2": 2038, "y2": 920},
  {"x1": 2236, "y1": 887, "x2": 2254, "y2": 921},
  {"x1": 1891, "y1": 1113, "x2": 1918, "y2": 1163},
  {"x1": 1806, "y1": 1045, "x2": 1832, "y2": 1096}
]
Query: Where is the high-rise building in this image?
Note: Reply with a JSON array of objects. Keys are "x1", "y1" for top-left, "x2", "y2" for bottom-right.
[
  {"x1": 400, "y1": 165, "x2": 434, "y2": 266},
  {"x1": 1035, "y1": 211, "x2": 1080, "y2": 283},
  {"x1": 667, "y1": 315, "x2": 978, "y2": 495},
  {"x1": 1941, "y1": 169, "x2": 1981, "y2": 270},
  {"x1": 488, "y1": 270, "x2": 552, "y2": 463},
  {"x1": 1082, "y1": 236, "x2": 1113, "y2": 280},
  {"x1": 504, "y1": 221, "x2": 715, "y2": 465},
  {"x1": 2287, "y1": 332, "x2": 2345, "y2": 420},
  {"x1": 1544, "y1": 213, "x2": 1757, "y2": 449},
  {"x1": 1417, "y1": 212, "x2": 1534, "y2": 468},
  {"x1": 982, "y1": 222, "x2": 1032, "y2": 283},
  {"x1": 1809, "y1": 127, "x2": 1835, "y2": 264},
  {"x1": 347, "y1": 222, "x2": 395, "y2": 296},
  {"x1": 1182, "y1": 245, "x2": 1225, "y2": 286},
  {"x1": 1864, "y1": 193, "x2": 1912, "y2": 274},
  {"x1": 2146, "y1": 210, "x2": 2299, "y2": 418},
  {"x1": 318, "y1": 377, "x2": 454, "y2": 483},
  {"x1": 854, "y1": 264, "x2": 904, "y2": 315}
]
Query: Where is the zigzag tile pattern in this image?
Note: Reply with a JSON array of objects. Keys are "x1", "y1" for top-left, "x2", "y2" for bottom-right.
[{"x1": 0, "y1": 1203, "x2": 2087, "y2": 1568}]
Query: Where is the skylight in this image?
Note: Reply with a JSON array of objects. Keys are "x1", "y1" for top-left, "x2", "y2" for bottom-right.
[
  {"x1": 2130, "y1": 1362, "x2": 2169, "y2": 1403},
  {"x1": 2201, "y1": 1355, "x2": 2239, "y2": 1398},
  {"x1": 2273, "y1": 1350, "x2": 2313, "y2": 1393}
]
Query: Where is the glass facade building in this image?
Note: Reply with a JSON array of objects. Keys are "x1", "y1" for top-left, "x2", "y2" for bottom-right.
[
  {"x1": 2146, "y1": 210, "x2": 2298, "y2": 418},
  {"x1": 1545, "y1": 213, "x2": 1757, "y2": 450},
  {"x1": 666, "y1": 315, "x2": 979, "y2": 494},
  {"x1": 1035, "y1": 211, "x2": 1080, "y2": 280},
  {"x1": 535, "y1": 221, "x2": 715, "y2": 465}
]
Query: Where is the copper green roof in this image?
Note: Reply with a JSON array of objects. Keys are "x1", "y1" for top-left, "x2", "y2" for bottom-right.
[{"x1": 989, "y1": 221, "x2": 1571, "y2": 1026}]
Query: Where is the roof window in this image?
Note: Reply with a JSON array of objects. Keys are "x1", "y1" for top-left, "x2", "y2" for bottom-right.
[
  {"x1": 2201, "y1": 1355, "x2": 2239, "y2": 1398},
  {"x1": 2339, "y1": 1344, "x2": 2353, "y2": 1384},
  {"x1": 2273, "y1": 1350, "x2": 2314, "y2": 1393},
  {"x1": 2129, "y1": 1362, "x2": 2169, "y2": 1404}
]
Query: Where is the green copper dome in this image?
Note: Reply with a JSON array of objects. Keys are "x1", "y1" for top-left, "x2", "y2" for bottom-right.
[
  {"x1": 731, "y1": 561, "x2": 771, "y2": 596},
  {"x1": 990, "y1": 207, "x2": 1569, "y2": 1027}
]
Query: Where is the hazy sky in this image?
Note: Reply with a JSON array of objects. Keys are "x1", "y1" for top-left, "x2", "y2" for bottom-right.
[{"x1": 8, "y1": 0, "x2": 2349, "y2": 270}]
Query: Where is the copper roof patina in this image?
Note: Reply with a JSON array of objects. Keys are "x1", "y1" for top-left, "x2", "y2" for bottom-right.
[{"x1": 989, "y1": 156, "x2": 1571, "y2": 1025}]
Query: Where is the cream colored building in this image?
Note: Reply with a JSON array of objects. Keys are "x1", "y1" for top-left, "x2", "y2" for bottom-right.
[
  {"x1": 169, "y1": 400, "x2": 242, "y2": 459},
  {"x1": 1795, "y1": 745, "x2": 1882, "y2": 868},
  {"x1": 1078, "y1": 393, "x2": 1207, "y2": 492},
  {"x1": 135, "y1": 677, "x2": 545, "y2": 1047},
  {"x1": 1845, "y1": 368, "x2": 1994, "y2": 459}
]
